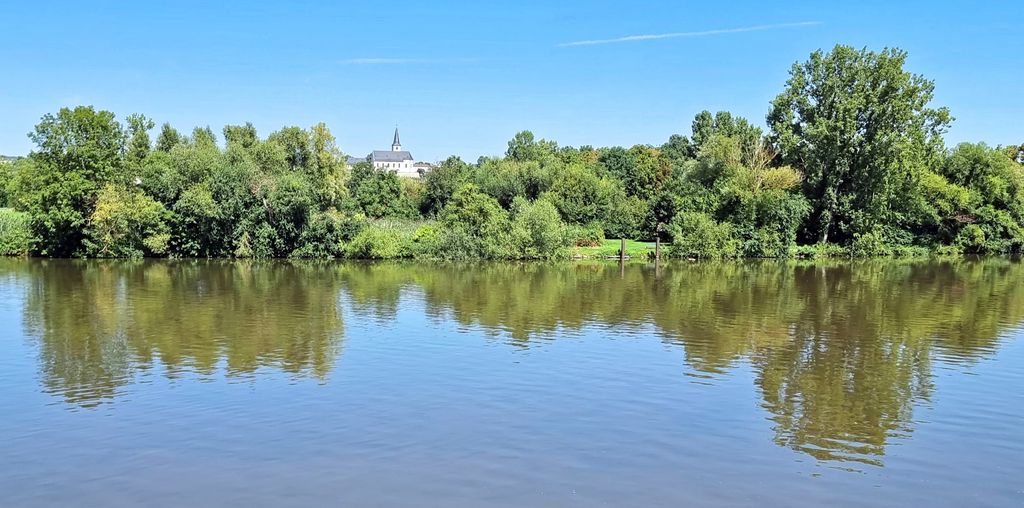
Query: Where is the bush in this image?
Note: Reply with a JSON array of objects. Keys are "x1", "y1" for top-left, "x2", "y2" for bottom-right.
[
  {"x1": 291, "y1": 209, "x2": 367, "y2": 258},
  {"x1": 344, "y1": 223, "x2": 413, "y2": 259},
  {"x1": 849, "y1": 231, "x2": 893, "y2": 257},
  {"x1": 571, "y1": 223, "x2": 605, "y2": 247},
  {"x1": 892, "y1": 245, "x2": 931, "y2": 258},
  {"x1": 954, "y1": 223, "x2": 987, "y2": 253},
  {"x1": 0, "y1": 208, "x2": 32, "y2": 256},
  {"x1": 933, "y1": 244, "x2": 963, "y2": 257},
  {"x1": 668, "y1": 212, "x2": 738, "y2": 259},
  {"x1": 88, "y1": 184, "x2": 170, "y2": 258},
  {"x1": 425, "y1": 184, "x2": 511, "y2": 259},
  {"x1": 508, "y1": 197, "x2": 572, "y2": 259},
  {"x1": 602, "y1": 191, "x2": 647, "y2": 240}
]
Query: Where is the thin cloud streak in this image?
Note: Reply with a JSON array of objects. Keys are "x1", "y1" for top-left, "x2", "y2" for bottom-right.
[
  {"x1": 340, "y1": 57, "x2": 479, "y2": 65},
  {"x1": 560, "y1": 21, "x2": 822, "y2": 47}
]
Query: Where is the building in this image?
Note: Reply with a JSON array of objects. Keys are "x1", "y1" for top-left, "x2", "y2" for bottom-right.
[{"x1": 347, "y1": 128, "x2": 429, "y2": 178}]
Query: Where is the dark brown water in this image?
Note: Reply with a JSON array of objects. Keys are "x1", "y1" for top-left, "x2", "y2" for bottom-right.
[{"x1": 1, "y1": 259, "x2": 1022, "y2": 507}]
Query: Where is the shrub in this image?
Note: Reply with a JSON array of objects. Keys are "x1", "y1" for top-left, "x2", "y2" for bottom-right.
[
  {"x1": 954, "y1": 223, "x2": 987, "y2": 253},
  {"x1": 891, "y1": 245, "x2": 931, "y2": 258},
  {"x1": 88, "y1": 184, "x2": 170, "y2": 258},
  {"x1": 668, "y1": 212, "x2": 738, "y2": 259},
  {"x1": 933, "y1": 244, "x2": 963, "y2": 257},
  {"x1": 291, "y1": 209, "x2": 367, "y2": 258},
  {"x1": 344, "y1": 223, "x2": 412, "y2": 259},
  {"x1": 602, "y1": 191, "x2": 647, "y2": 240},
  {"x1": 849, "y1": 231, "x2": 893, "y2": 257},
  {"x1": 428, "y1": 184, "x2": 511, "y2": 259},
  {"x1": 508, "y1": 197, "x2": 572, "y2": 259},
  {"x1": 571, "y1": 223, "x2": 605, "y2": 247},
  {"x1": 0, "y1": 208, "x2": 32, "y2": 256}
]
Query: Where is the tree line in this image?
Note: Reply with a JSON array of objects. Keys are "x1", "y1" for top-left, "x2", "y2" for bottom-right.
[{"x1": 1, "y1": 44, "x2": 1022, "y2": 259}]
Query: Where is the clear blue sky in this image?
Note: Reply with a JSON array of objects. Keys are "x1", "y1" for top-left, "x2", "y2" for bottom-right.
[{"x1": 1, "y1": 1, "x2": 1021, "y2": 161}]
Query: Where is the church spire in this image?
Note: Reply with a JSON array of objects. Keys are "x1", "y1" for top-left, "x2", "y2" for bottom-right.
[{"x1": 391, "y1": 127, "x2": 401, "y2": 151}]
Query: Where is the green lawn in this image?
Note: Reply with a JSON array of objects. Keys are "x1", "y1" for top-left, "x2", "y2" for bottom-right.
[{"x1": 574, "y1": 239, "x2": 657, "y2": 259}]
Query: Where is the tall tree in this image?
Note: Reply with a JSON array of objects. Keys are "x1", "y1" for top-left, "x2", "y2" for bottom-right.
[
  {"x1": 505, "y1": 130, "x2": 557, "y2": 163},
  {"x1": 691, "y1": 111, "x2": 763, "y2": 165},
  {"x1": 16, "y1": 106, "x2": 127, "y2": 255},
  {"x1": 768, "y1": 45, "x2": 952, "y2": 243},
  {"x1": 125, "y1": 113, "x2": 155, "y2": 166},
  {"x1": 154, "y1": 123, "x2": 183, "y2": 152}
]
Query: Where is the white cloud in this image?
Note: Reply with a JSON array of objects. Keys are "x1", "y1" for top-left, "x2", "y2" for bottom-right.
[{"x1": 560, "y1": 21, "x2": 822, "y2": 47}]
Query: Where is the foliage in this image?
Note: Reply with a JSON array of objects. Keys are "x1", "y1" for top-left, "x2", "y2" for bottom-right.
[
  {"x1": 344, "y1": 222, "x2": 414, "y2": 259},
  {"x1": 426, "y1": 184, "x2": 511, "y2": 259},
  {"x1": 421, "y1": 156, "x2": 471, "y2": 215},
  {"x1": 348, "y1": 162, "x2": 417, "y2": 219},
  {"x1": 13, "y1": 106, "x2": 127, "y2": 256},
  {"x1": 0, "y1": 208, "x2": 32, "y2": 256},
  {"x1": 3, "y1": 46, "x2": 1021, "y2": 260},
  {"x1": 508, "y1": 197, "x2": 572, "y2": 259},
  {"x1": 88, "y1": 184, "x2": 169, "y2": 258},
  {"x1": 547, "y1": 164, "x2": 615, "y2": 225},
  {"x1": 768, "y1": 45, "x2": 952, "y2": 244},
  {"x1": 570, "y1": 223, "x2": 605, "y2": 247},
  {"x1": 667, "y1": 211, "x2": 739, "y2": 259},
  {"x1": 291, "y1": 209, "x2": 366, "y2": 259}
]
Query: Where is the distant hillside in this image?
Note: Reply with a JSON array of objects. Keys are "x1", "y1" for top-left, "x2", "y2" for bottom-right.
[{"x1": 0, "y1": 155, "x2": 23, "y2": 164}]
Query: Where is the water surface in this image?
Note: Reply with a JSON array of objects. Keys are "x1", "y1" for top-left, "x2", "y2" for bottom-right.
[{"x1": 1, "y1": 259, "x2": 1022, "y2": 507}]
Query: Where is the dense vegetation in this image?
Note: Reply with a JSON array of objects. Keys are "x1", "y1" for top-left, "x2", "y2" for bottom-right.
[{"x1": 2, "y1": 45, "x2": 1022, "y2": 259}]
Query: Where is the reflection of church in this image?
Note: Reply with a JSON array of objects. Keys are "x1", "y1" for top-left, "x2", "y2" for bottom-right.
[{"x1": 347, "y1": 128, "x2": 431, "y2": 178}]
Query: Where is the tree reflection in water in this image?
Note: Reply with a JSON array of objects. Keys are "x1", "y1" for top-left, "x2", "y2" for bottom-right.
[{"x1": 7, "y1": 258, "x2": 1022, "y2": 466}]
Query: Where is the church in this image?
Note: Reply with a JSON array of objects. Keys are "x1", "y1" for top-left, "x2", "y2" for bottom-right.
[{"x1": 347, "y1": 128, "x2": 430, "y2": 178}]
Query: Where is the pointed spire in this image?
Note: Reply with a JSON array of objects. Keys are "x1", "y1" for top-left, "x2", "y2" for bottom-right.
[{"x1": 392, "y1": 126, "x2": 401, "y2": 151}]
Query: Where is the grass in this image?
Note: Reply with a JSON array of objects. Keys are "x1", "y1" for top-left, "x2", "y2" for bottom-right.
[{"x1": 574, "y1": 239, "x2": 656, "y2": 259}]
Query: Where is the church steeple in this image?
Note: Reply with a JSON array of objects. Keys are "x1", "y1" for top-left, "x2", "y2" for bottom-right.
[{"x1": 391, "y1": 127, "x2": 401, "y2": 151}]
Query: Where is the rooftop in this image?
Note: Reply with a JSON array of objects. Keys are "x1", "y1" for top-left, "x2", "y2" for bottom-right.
[{"x1": 371, "y1": 150, "x2": 414, "y2": 163}]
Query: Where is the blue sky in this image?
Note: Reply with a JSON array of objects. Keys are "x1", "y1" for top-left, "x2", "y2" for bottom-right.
[{"x1": 1, "y1": 1, "x2": 1021, "y2": 161}]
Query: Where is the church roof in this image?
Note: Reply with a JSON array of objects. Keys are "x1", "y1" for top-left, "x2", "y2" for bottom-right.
[
  {"x1": 372, "y1": 150, "x2": 414, "y2": 163},
  {"x1": 393, "y1": 127, "x2": 401, "y2": 146}
]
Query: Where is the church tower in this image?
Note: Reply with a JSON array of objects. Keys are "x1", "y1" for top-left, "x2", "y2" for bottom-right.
[{"x1": 391, "y1": 127, "x2": 402, "y2": 152}]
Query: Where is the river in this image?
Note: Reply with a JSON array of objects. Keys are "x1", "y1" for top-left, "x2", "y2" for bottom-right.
[{"x1": 0, "y1": 259, "x2": 1021, "y2": 507}]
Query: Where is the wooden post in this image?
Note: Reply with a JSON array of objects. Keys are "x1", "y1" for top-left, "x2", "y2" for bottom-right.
[{"x1": 620, "y1": 238, "x2": 626, "y2": 263}]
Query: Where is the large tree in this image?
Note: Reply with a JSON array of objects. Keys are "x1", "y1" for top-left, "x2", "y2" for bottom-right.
[
  {"x1": 768, "y1": 45, "x2": 952, "y2": 244},
  {"x1": 14, "y1": 106, "x2": 127, "y2": 256}
]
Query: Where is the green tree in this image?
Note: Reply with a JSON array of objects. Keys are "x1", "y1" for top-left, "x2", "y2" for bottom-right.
[
  {"x1": 223, "y1": 123, "x2": 258, "y2": 150},
  {"x1": 508, "y1": 197, "x2": 572, "y2": 259},
  {"x1": 547, "y1": 164, "x2": 614, "y2": 225},
  {"x1": 938, "y1": 143, "x2": 1024, "y2": 252},
  {"x1": 432, "y1": 183, "x2": 511, "y2": 259},
  {"x1": 691, "y1": 110, "x2": 762, "y2": 163},
  {"x1": 422, "y1": 155, "x2": 471, "y2": 215},
  {"x1": 307, "y1": 122, "x2": 347, "y2": 208},
  {"x1": 88, "y1": 183, "x2": 169, "y2": 258},
  {"x1": 505, "y1": 130, "x2": 557, "y2": 163},
  {"x1": 154, "y1": 123, "x2": 183, "y2": 152},
  {"x1": 768, "y1": 45, "x2": 952, "y2": 244},
  {"x1": 191, "y1": 126, "x2": 218, "y2": 148},
  {"x1": 268, "y1": 126, "x2": 310, "y2": 170},
  {"x1": 348, "y1": 162, "x2": 415, "y2": 219},
  {"x1": 660, "y1": 134, "x2": 694, "y2": 166},
  {"x1": 14, "y1": 106, "x2": 127, "y2": 256},
  {"x1": 125, "y1": 113, "x2": 155, "y2": 167}
]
